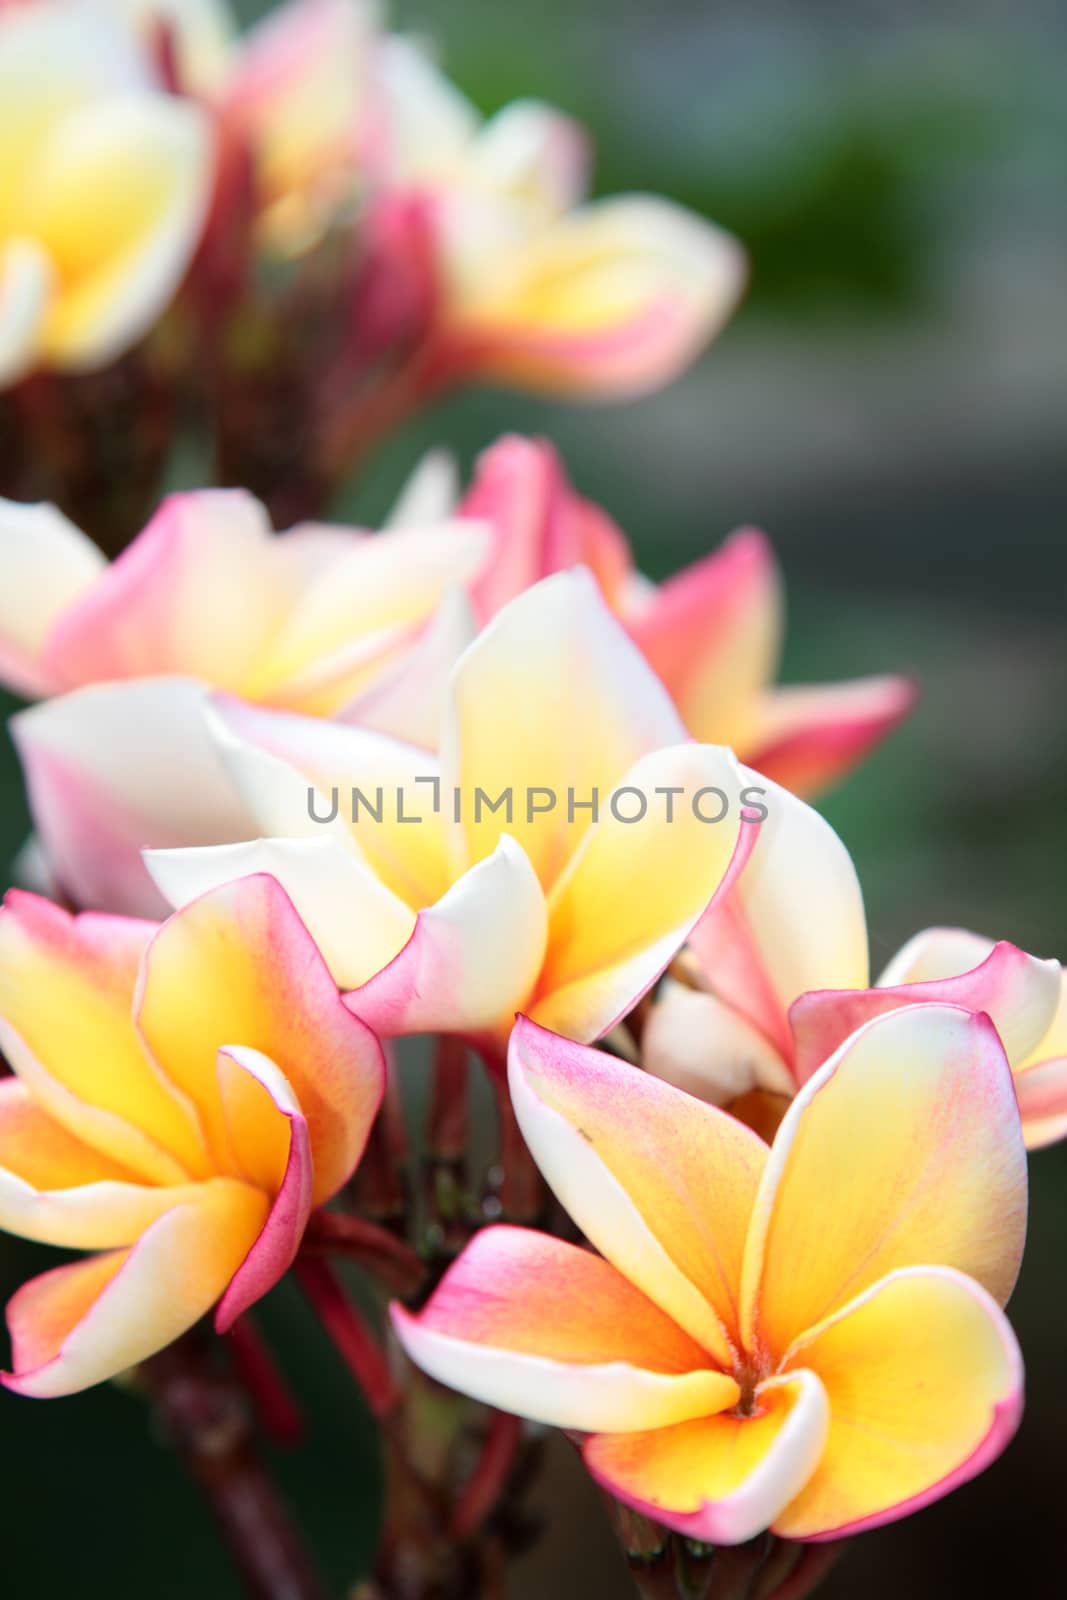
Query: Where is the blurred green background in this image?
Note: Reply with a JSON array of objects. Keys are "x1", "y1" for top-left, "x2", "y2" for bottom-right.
[{"x1": 2, "y1": 0, "x2": 1065, "y2": 1595}]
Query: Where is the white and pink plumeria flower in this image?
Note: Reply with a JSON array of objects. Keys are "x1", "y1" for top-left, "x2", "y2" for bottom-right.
[
  {"x1": 144, "y1": 567, "x2": 792, "y2": 1063},
  {"x1": 394, "y1": 1010, "x2": 1026, "y2": 1545},
  {"x1": 0, "y1": 483, "x2": 487, "y2": 914},
  {"x1": 427, "y1": 434, "x2": 917, "y2": 795}
]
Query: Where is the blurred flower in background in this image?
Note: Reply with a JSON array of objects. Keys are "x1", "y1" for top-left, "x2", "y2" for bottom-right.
[
  {"x1": 0, "y1": 0, "x2": 745, "y2": 547},
  {"x1": 0, "y1": 0, "x2": 211, "y2": 386}
]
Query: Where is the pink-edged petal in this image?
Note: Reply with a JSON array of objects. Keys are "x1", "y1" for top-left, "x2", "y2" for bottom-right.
[
  {"x1": 876, "y1": 925, "x2": 996, "y2": 987},
  {"x1": 740, "y1": 1005, "x2": 1028, "y2": 1362},
  {"x1": 461, "y1": 434, "x2": 633, "y2": 621},
  {"x1": 745, "y1": 676, "x2": 917, "y2": 797},
  {"x1": 790, "y1": 939, "x2": 1062, "y2": 1087},
  {"x1": 509, "y1": 1018, "x2": 769, "y2": 1368},
  {"x1": 135, "y1": 874, "x2": 385, "y2": 1204},
  {"x1": 626, "y1": 529, "x2": 782, "y2": 750},
  {"x1": 1015, "y1": 1056, "x2": 1067, "y2": 1149},
  {"x1": 585, "y1": 1369, "x2": 829, "y2": 1547},
  {"x1": 531, "y1": 742, "x2": 749, "y2": 1044},
  {"x1": 214, "y1": 1047, "x2": 314, "y2": 1331},
  {"x1": 689, "y1": 771, "x2": 867, "y2": 1066},
  {"x1": 12, "y1": 677, "x2": 255, "y2": 916},
  {"x1": 346, "y1": 835, "x2": 548, "y2": 1047},
  {"x1": 441, "y1": 567, "x2": 686, "y2": 891},
  {"x1": 145, "y1": 836, "x2": 414, "y2": 992},
  {"x1": 775, "y1": 1267, "x2": 1023, "y2": 1541},
  {"x1": 3, "y1": 1177, "x2": 268, "y2": 1397},
  {"x1": 391, "y1": 1225, "x2": 738, "y2": 1432},
  {"x1": 249, "y1": 520, "x2": 488, "y2": 716},
  {"x1": 40, "y1": 490, "x2": 279, "y2": 689},
  {"x1": 0, "y1": 497, "x2": 104, "y2": 696},
  {"x1": 449, "y1": 196, "x2": 746, "y2": 399}
]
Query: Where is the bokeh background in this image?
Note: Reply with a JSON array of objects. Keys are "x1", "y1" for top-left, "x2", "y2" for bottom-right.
[{"x1": 2, "y1": 1, "x2": 1065, "y2": 1595}]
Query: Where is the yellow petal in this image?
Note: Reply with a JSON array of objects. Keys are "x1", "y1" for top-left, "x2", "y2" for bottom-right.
[
  {"x1": 509, "y1": 1019, "x2": 769, "y2": 1367},
  {"x1": 775, "y1": 1267, "x2": 1023, "y2": 1539},
  {"x1": 135, "y1": 875, "x2": 384, "y2": 1203},
  {"x1": 0, "y1": 891, "x2": 207, "y2": 1181},
  {"x1": 20, "y1": 94, "x2": 211, "y2": 370},
  {"x1": 4, "y1": 1178, "x2": 268, "y2": 1397},
  {"x1": 585, "y1": 1370, "x2": 829, "y2": 1546},
  {"x1": 740, "y1": 1005, "x2": 1027, "y2": 1361},
  {"x1": 441, "y1": 568, "x2": 684, "y2": 890},
  {"x1": 532, "y1": 743, "x2": 746, "y2": 1043}
]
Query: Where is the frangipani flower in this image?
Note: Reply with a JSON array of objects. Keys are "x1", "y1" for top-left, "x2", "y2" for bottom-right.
[
  {"x1": 373, "y1": 38, "x2": 745, "y2": 398},
  {"x1": 394, "y1": 1010, "x2": 1026, "y2": 1544},
  {"x1": 146, "y1": 569, "x2": 763, "y2": 1059},
  {"x1": 218, "y1": 0, "x2": 378, "y2": 256},
  {"x1": 0, "y1": 485, "x2": 485, "y2": 914},
  {"x1": 0, "y1": 1, "x2": 212, "y2": 387},
  {"x1": 640, "y1": 783, "x2": 1065, "y2": 1147},
  {"x1": 0, "y1": 875, "x2": 384, "y2": 1396},
  {"x1": 459, "y1": 436, "x2": 915, "y2": 794}
]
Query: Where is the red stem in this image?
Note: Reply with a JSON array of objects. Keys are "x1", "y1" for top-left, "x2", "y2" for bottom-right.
[
  {"x1": 143, "y1": 1334, "x2": 330, "y2": 1600},
  {"x1": 226, "y1": 1315, "x2": 304, "y2": 1446},
  {"x1": 301, "y1": 1209, "x2": 425, "y2": 1298},
  {"x1": 488, "y1": 1071, "x2": 545, "y2": 1223},
  {"x1": 294, "y1": 1258, "x2": 401, "y2": 1419},
  {"x1": 450, "y1": 1410, "x2": 523, "y2": 1538}
]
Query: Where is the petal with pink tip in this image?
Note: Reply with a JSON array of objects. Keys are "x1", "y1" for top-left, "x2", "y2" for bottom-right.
[
  {"x1": 790, "y1": 939, "x2": 1062, "y2": 1087},
  {"x1": 689, "y1": 771, "x2": 867, "y2": 1065},
  {"x1": 441, "y1": 569, "x2": 685, "y2": 891},
  {"x1": 627, "y1": 529, "x2": 781, "y2": 751},
  {"x1": 745, "y1": 677, "x2": 917, "y2": 797},
  {"x1": 452, "y1": 196, "x2": 746, "y2": 399},
  {"x1": 391, "y1": 1225, "x2": 738, "y2": 1432},
  {"x1": 12, "y1": 677, "x2": 256, "y2": 917},
  {"x1": 585, "y1": 1369, "x2": 829, "y2": 1546},
  {"x1": 214, "y1": 1047, "x2": 314, "y2": 1330},
  {"x1": 346, "y1": 835, "x2": 548, "y2": 1046},
  {"x1": 0, "y1": 497, "x2": 104, "y2": 696},
  {"x1": 531, "y1": 742, "x2": 748, "y2": 1043},
  {"x1": 740, "y1": 1006, "x2": 1027, "y2": 1360},
  {"x1": 0, "y1": 891, "x2": 207, "y2": 1181},
  {"x1": 461, "y1": 435, "x2": 633, "y2": 621},
  {"x1": 775, "y1": 1267, "x2": 1023, "y2": 1540},
  {"x1": 1014, "y1": 1056, "x2": 1067, "y2": 1149},
  {"x1": 135, "y1": 874, "x2": 385, "y2": 1203},
  {"x1": 3, "y1": 1177, "x2": 268, "y2": 1397},
  {"x1": 509, "y1": 1019, "x2": 769, "y2": 1366},
  {"x1": 41, "y1": 491, "x2": 279, "y2": 689}
]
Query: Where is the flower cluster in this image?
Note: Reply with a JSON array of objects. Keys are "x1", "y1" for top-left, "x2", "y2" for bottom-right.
[
  {"x1": 0, "y1": 0, "x2": 744, "y2": 542},
  {"x1": 0, "y1": 8, "x2": 1060, "y2": 1599},
  {"x1": 0, "y1": 425, "x2": 1061, "y2": 1584}
]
